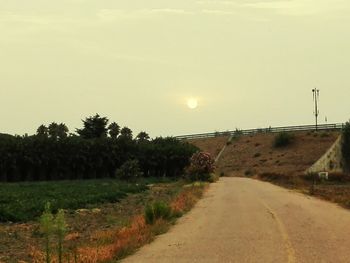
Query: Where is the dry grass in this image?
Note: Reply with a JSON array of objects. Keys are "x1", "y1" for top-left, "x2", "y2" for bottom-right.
[
  {"x1": 211, "y1": 131, "x2": 339, "y2": 177},
  {"x1": 188, "y1": 136, "x2": 229, "y2": 159}
]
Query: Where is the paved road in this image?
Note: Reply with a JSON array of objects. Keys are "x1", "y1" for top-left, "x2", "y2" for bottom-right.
[{"x1": 123, "y1": 178, "x2": 350, "y2": 263}]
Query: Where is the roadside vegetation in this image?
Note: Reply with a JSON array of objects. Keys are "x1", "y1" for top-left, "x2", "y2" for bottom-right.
[{"x1": 27, "y1": 152, "x2": 216, "y2": 263}]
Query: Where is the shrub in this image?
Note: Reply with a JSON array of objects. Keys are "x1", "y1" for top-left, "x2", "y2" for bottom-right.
[
  {"x1": 342, "y1": 122, "x2": 350, "y2": 170},
  {"x1": 320, "y1": 132, "x2": 330, "y2": 138},
  {"x1": 116, "y1": 160, "x2": 143, "y2": 181},
  {"x1": 244, "y1": 170, "x2": 253, "y2": 177},
  {"x1": 273, "y1": 132, "x2": 294, "y2": 148},
  {"x1": 144, "y1": 201, "x2": 172, "y2": 225},
  {"x1": 253, "y1": 153, "x2": 261, "y2": 158},
  {"x1": 186, "y1": 152, "x2": 215, "y2": 182}
]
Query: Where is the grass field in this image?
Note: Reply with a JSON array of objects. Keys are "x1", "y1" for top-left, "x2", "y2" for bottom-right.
[{"x1": 0, "y1": 179, "x2": 150, "y2": 222}]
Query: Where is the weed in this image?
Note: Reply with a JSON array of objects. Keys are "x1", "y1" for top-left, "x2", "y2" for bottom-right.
[
  {"x1": 40, "y1": 203, "x2": 54, "y2": 263},
  {"x1": 55, "y1": 209, "x2": 67, "y2": 263},
  {"x1": 145, "y1": 201, "x2": 172, "y2": 225}
]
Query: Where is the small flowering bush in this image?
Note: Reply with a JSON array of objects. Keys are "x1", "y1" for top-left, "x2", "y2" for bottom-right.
[{"x1": 186, "y1": 152, "x2": 215, "y2": 181}]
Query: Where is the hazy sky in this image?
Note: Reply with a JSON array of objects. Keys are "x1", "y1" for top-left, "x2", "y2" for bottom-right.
[{"x1": 1, "y1": 0, "x2": 350, "y2": 137}]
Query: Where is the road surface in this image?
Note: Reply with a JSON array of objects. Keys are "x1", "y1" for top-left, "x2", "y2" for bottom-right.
[{"x1": 123, "y1": 178, "x2": 350, "y2": 263}]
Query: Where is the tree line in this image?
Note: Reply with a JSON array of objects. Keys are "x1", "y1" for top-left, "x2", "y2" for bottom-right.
[{"x1": 0, "y1": 114, "x2": 198, "y2": 182}]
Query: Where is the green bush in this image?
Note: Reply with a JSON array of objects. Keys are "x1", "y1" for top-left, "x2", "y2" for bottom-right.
[
  {"x1": 115, "y1": 160, "x2": 143, "y2": 181},
  {"x1": 273, "y1": 132, "x2": 294, "y2": 148},
  {"x1": 145, "y1": 201, "x2": 172, "y2": 225}
]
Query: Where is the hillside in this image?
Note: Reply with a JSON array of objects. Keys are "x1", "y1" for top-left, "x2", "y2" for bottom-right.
[
  {"x1": 190, "y1": 131, "x2": 340, "y2": 177},
  {"x1": 188, "y1": 136, "x2": 229, "y2": 159}
]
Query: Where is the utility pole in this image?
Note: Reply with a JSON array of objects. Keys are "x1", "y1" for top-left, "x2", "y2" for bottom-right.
[{"x1": 312, "y1": 88, "x2": 320, "y2": 131}]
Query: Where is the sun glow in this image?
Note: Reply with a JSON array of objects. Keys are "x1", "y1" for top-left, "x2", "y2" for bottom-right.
[{"x1": 187, "y1": 98, "x2": 198, "y2": 109}]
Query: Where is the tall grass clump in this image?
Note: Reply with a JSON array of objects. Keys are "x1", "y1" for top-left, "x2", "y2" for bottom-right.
[
  {"x1": 145, "y1": 201, "x2": 172, "y2": 225},
  {"x1": 40, "y1": 203, "x2": 54, "y2": 263},
  {"x1": 38, "y1": 203, "x2": 67, "y2": 263},
  {"x1": 273, "y1": 132, "x2": 294, "y2": 148},
  {"x1": 55, "y1": 209, "x2": 67, "y2": 263}
]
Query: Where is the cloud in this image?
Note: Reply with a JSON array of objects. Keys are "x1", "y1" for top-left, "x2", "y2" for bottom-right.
[
  {"x1": 197, "y1": 0, "x2": 350, "y2": 17},
  {"x1": 97, "y1": 8, "x2": 194, "y2": 21}
]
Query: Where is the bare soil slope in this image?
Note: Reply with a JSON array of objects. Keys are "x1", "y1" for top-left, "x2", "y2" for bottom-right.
[
  {"x1": 192, "y1": 131, "x2": 339, "y2": 177},
  {"x1": 188, "y1": 136, "x2": 229, "y2": 159}
]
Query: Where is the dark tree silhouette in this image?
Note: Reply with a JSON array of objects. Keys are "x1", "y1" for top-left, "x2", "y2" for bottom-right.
[
  {"x1": 76, "y1": 114, "x2": 109, "y2": 139},
  {"x1": 136, "y1": 131, "x2": 150, "y2": 142},
  {"x1": 0, "y1": 116, "x2": 199, "y2": 182},
  {"x1": 108, "y1": 122, "x2": 120, "y2": 139},
  {"x1": 36, "y1": 125, "x2": 49, "y2": 138},
  {"x1": 120, "y1": 127, "x2": 133, "y2": 140}
]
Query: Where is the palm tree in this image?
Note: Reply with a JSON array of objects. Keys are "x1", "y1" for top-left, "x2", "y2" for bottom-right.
[
  {"x1": 120, "y1": 127, "x2": 133, "y2": 140},
  {"x1": 36, "y1": 125, "x2": 49, "y2": 138},
  {"x1": 108, "y1": 122, "x2": 120, "y2": 139},
  {"x1": 136, "y1": 131, "x2": 150, "y2": 142}
]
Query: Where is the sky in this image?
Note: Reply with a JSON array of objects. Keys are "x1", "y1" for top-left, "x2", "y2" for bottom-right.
[{"x1": 1, "y1": 0, "x2": 350, "y2": 137}]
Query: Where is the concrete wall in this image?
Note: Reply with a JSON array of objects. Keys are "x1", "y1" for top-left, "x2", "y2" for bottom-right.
[{"x1": 306, "y1": 135, "x2": 344, "y2": 174}]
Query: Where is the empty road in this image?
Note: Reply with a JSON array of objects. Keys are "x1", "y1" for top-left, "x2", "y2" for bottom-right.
[{"x1": 123, "y1": 178, "x2": 350, "y2": 263}]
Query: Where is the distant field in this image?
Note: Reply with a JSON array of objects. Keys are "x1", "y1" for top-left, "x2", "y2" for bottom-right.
[{"x1": 0, "y1": 179, "x2": 149, "y2": 222}]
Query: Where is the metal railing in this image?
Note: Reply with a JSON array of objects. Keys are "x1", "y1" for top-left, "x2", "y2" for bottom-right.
[{"x1": 175, "y1": 123, "x2": 345, "y2": 140}]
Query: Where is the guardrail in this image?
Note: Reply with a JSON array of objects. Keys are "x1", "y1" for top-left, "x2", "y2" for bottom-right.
[{"x1": 175, "y1": 123, "x2": 345, "y2": 140}]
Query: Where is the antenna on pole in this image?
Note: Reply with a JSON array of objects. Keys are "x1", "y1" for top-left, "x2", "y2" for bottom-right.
[{"x1": 312, "y1": 88, "x2": 320, "y2": 131}]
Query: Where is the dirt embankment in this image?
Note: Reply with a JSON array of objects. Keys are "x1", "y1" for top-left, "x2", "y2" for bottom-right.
[
  {"x1": 190, "y1": 131, "x2": 339, "y2": 177},
  {"x1": 188, "y1": 136, "x2": 229, "y2": 159}
]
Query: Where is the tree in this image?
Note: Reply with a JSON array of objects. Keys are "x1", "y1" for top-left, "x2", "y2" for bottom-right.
[
  {"x1": 37, "y1": 125, "x2": 49, "y2": 138},
  {"x1": 136, "y1": 131, "x2": 150, "y2": 142},
  {"x1": 57, "y1": 123, "x2": 69, "y2": 139},
  {"x1": 120, "y1": 127, "x2": 133, "y2": 140},
  {"x1": 108, "y1": 122, "x2": 120, "y2": 139},
  {"x1": 48, "y1": 123, "x2": 59, "y2": 140},
  {"x1": 48, "y1": 123, "x2": 68, "y2": 140},
  {"x1": 76, "y1": 114, "x2": 109, "y2": 139}
]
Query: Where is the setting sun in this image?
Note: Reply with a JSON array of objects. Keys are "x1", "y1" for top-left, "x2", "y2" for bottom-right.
[{"x1": 187, "y1": 98, "x2": 198, "y2": 109}]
